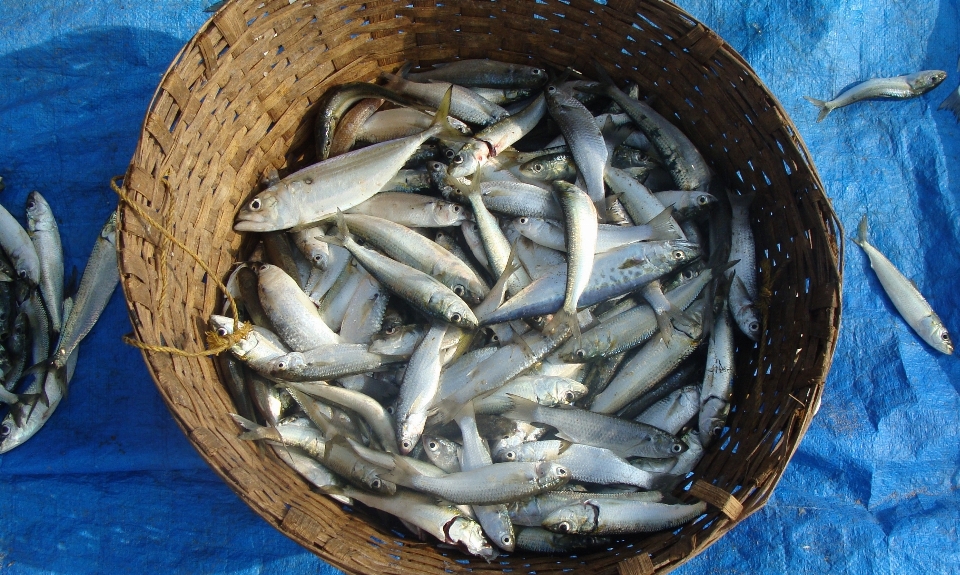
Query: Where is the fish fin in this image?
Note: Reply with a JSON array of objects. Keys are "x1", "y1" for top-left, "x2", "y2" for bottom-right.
[
  {"x1": 647, "y1": 206, "x2": 683, "y2": 240},
  {"x1": 543, "y1": 309, "x2": 580, "y2": 345},
  {"x1": 334, "y1": 209, "x2": 353, "y2": 243},
  {"x1": 237, "y1": 425, "x2": 282, "y2": 442},
  {"x1": 852, "y1": 214, "x2": 868, "y2": 248},
  {"x1": 397, "y1": 61, "x2": 414, "y2": 78},
  {"x1": 384, "y1": 452, "x2": 422, "y2": 485},
  {"x1": 802, "y1": 96, "x2": 832, "y2": 122},
  {"x1": 938, "y1": 88, "x2": 960, "y2": 122},
  {"x1": 451, "y1": 400, "x2": 476, "y2": 427},
  {"x1": 488, "y1": 147, "x2": 520, "y2": 169},
  {"x1": 502, "y1": 393, "x2": 540, "y2": 422},
  {"x1": 380, "y1": 70, "x2": 404, "y2": 91},
  {"x1": 8, "y1": 397, "x2": 39, "y2": 428},
  {"x1": 589, "y1": 59, "x2": 617, "y2": 90},
  {"x1": 431, "y1": 87, "x2": 472, "y2": 144},
  {"x1": 655, "y1": 310, "x2": 675, "y2": 345},
  {"x1": 556, "y1": 439, "x2": 574, "y2": 455}
]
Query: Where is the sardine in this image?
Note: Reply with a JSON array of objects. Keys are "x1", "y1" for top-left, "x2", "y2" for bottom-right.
[
  {"x1": 804, "y1": 70, "x2": 947, "y2": 122},
  {"x1": 25, "y1": 192, "x2": 64, "y2": 333}
]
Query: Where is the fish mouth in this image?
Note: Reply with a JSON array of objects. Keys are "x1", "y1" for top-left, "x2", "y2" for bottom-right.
[{"x1": 234, "y1": 219, "x2": 277, "y2": 232}]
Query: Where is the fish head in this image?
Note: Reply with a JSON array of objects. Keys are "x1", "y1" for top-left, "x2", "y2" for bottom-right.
[
  {"x1": 432, "y1": 200, "x2": 468, "y2": 227},
  {"x1": 25, "y1": 191, "x2": 55, "y2": 231},
  {"x1": 431, "y1": 292, "x2": 478, "y2": 328},
  {"x1": 731, "y1": 298, "x2": 761, "y2": 342},
  {"x1": 663, "y1": 240, "x2": 703, "y2": 268},
  {"x1": 548, "y1": 380, "x2": 589, "y2": 406},
  {"x1": 101, "y1": 212, "x2": 118, "y2": 244},
  {"x1": 0, "y1": 409, "x2": 41, "y2": 455},
  {"x1": 448, "y1": 146, "x2": 484, "y2": 179},
  {"x1": 370, "y1": 324, "x2": 422, "y2": 356},
  {"x1": 447, "y1": 517, "x2": 498, "y2": 561},
  {"x1": 542, "y1": 502, "x2": 598, "y2": 535},
  {"x1": 234, "y1": 188, "x2": 300, "y2": 232},
  {"x1": 505, "y1": 88, "x2": 534, "y2": 100},
  {"x1": 397, "y1": 413, "x2": 429, "y2": 454},
  {"x1": 907, "y1": 70, "x2": 947, "y2": 92},
  {"x1": 920, "y1": 316, "x2": 954, "y2": 355},
  {"x1": 269, "y1": 352, "x2": 305, "y2": 374},
  {"x1": 536, "y1": 461, "x2": 571, "y2": 488},
  {"x1": 423, "y1": 434, "x2": 461, "y2": 472}
]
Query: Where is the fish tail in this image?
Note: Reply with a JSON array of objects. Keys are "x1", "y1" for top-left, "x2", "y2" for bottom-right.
[
  {"x1": 589, "y1": 59, "x2": 617, "y2": 90},
  {"x1": 938, "y1": 88, "x2": 960, "y2": 122},
  {"x1": 647, "y1": 206, "x2": 683, "y2": 240},
  {"x1": 654, "y1": 310, "x2": 675, "y2": 345},
  {"x1": 543, "y1": 307, "x2": 580, "y2": 346},
  {"x1": 802, "y1": 96, "x2": 832, "y2": 122},
  {"x1": 853, "y1": 214, "x2": 869, "y2": 248},
  {"x1": 452, "y1": 400, "x2": 476, "y2": 427},
  {"x1": 489, "y1": 147, "x2": 520, "y2": 169},
  {"x1": 430, "y1": 87, "x2": 471, "y2": 144},
  {"x1": 726, "y1": 188, "x2": 756, "y2": 208},
  {"x1": 384, "y1": 453, "x2": 421, "y2": 486},
  {"x1": 334, "y1": 210, "x2": 353, "y2": 243},
  {"x1": 380, "y1": 70, "x2": 404, "y2": 91},
  {"x1": 397, "y1": 61, "x2": 414, "y2": 78},
  {"x1": 502, "y1": 393, "x2": 540, "y2": 421},
  {"x1": 231, "y1": 413, "x2": 282, "y2": 442}
]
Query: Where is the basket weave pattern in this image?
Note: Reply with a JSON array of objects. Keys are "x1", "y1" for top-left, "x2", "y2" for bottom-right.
[{"x1": 118, "y1": 1, "x2": 843, "y2": 573}]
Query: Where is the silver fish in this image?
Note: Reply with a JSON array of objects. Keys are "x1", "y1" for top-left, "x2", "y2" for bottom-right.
[
  {"x1": 395, "y1": 324, "x2": 448, "y2": 453},
  {"x1": 405, "y1": 59, "x2": 546, "y2": 89},
  {"x1": 0, "y1": 202, "x2": 40, "y2": 285},
  {"x1": 25, "y1": 192, "x2": 64, "y2": 332},
  {"x1": 545, "y1": 83, "x2": 608, "y2": 212},
  {"x1": 804, "y1": 70, "x2": 947, "y2": 122},
  {"x1": 542, "y1": 498, "x2": 707, "y2": 535},
  {"x1": 852, "y1": 216, "x2": 952, "y2": 354},
  {"x1": 256, "y1": 263, "x2": 340, "y2": 351}
]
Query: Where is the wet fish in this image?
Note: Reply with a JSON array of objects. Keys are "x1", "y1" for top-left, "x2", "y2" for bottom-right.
[{"x1": 804, "y1": 70, "x2": 947, "y2": 122}]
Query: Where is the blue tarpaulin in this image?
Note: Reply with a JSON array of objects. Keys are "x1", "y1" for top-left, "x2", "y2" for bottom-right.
[{"x1": 1, "y1": 1, "x2": 958, "y2": 573}]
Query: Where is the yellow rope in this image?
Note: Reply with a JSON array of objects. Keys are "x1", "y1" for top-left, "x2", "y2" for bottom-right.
[{"x1": 110, "y1": 174, "x2": 250, "y2": 357}]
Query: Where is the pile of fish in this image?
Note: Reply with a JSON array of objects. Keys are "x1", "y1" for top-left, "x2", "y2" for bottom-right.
[
  {"x1": 218, "y1": 59, "x2": 761, "y2": 557},
  {"x1": 0, "y1": 194, "x2": 119, "y2": 453}
]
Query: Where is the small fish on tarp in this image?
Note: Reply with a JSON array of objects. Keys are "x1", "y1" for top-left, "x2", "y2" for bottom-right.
[{"x1": 803, "y1": 70, "x2": 947, "y2": 122}]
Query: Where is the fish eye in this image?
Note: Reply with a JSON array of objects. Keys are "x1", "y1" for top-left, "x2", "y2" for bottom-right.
[
  {"x1": 217, "y1": 328, "x2": 229, "y2": 337},
  {"x1": 258, "y1": 264, "x2": 269, "y2": 273},
  {"x1": 941, "y1": 332, "x2": 950, "y2": 341},
  {"x1": 671, "y1": 443, "x2": 684, "y2": 453},
  {"x1": 557, "y1": 521, "x2": 571, "y2": 533},
  {"x1": 428, "y1": 441, "x2": 438, "y2": 450},
  {"x1": 575, "y1": 349, "x2": 585, "y2": 359},
  {"x1": 0, "y1": 424, "x2": 10, "y2": 437},
  {"x1": 17, "y1": 270, "x2": 27, "y2": 279},
  {"x1": 386, "y1": 406, "x2": 395, "y2": 415},
  {"x1": 401, "y1": 440, "x2": 412, "y2": 450},
  {"x1": 556, "y1": 466, "x2": 567, "y2": 476},
  {"x1": 453, "y1": 205, "x2": 461, "y2": 212},
  {"x1": 491, "y1": 334, "x2": 500, "y2": 344},
  {"x1": 532, "y1": 163, "x2": 543, "y2": 173},
  {"x1": 683, "y1": 270, "x2": 695, "y2": 279},
  {"x1": 276, "y1": 360, "x2": 286, "y2": 369},
  {"x1": 26, "y1": 200, "x2": 36, "y2": 210},
  {"x1": 249, "y1": 198, "x2": 262, "y2": 210},
  {"x1": 749, "y1": 321, "x2": 760, "y2": 333},
  {"x1": 384, "y1": 326, "x2": 397, "y2": 335},
  {"x1": 502, "y1": 535, "x2": 513, "y2": 545},
  {"x1": 673, "y1": 250, "x2": 684, "y2": 260},
  {"x1": 518, "y1": 217, "x2": 528, "y2": 225},
  {"x1": 313, "y1": 254, "x2": 324, "y2": 263},
  {"x1": 453, "y1": 285, "x2": 465, "y2": 296},
  {"x1": 697, "y1": 195, "x2": 709, "y2": 205},
  {"x1": 532, "y1": 69, "x2": 543, "y2": 75},
  {"x1": 563, "y1": 391, "x2": 576, "y2": 402},
  {"x1": 450, "y1": 312, "x2": 463, "y2": 324},
  {"x1": 371, "y1": 479, "x2": 382, "y2": 489},
  {"x1": 712, "y1": 425, "x2": 723, "y2": 437},
  {"x1": 444, "y1": 149, "x2": 456, "y2": 159},
  {"x1": 546, "y1": 85, "x2": 557, "y2": 93},
  {"x1": 452, "y1": 154, "x2": 464, "y2": 165},
  {"x1": 303, "y1": 178, "x2": 313, "y2": 185}
]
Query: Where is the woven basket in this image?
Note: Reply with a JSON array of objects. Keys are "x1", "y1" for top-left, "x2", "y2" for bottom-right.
[{"x1": 118, "y1": 0, "x2": 843, "y2": 573}]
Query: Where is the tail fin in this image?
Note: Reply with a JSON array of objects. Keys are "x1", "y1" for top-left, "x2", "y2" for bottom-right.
[
  {"x1": 939, "y1": 88, "x2": 960, "y2": 122},
  {"x1": 380, "y1": 71, "x2": 405, "y2": 91},
  {"x1": 231, "y1": 413, "x2": 283, "y2": 442},
  {"x1": 383, "y1": 453, "x2": 422, "y2": 487},
  {"x1": 543, "y1": 308, "x2": 581, "y2": 349},
  {"x1": 488, "y1": 147, "x2": 521, "y2": 169},
  {"x1": 334, "y1": 210, "x2": 352, "y2": 243},
  {"x1": 647, "y1": 206, "x2": 683, "y2": 240},
  {"x1": 852, "y1": 215, "x2": 869, "y2": 248},
  {"x1": 590, "y1": 59, "x2": 617, "y2": 90},
  {"x1": 502, "y1": 393, "x2": 541, "y2": 422},
  {"x1": 429, "y1": 87, "x2": 471, "y2": 144},
  {"x1": 802, "y1": 96, "x2": 832, "y2": 123},
  {"x1": 397, "y1": 61, "x2": 414, "y2": 78}
]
